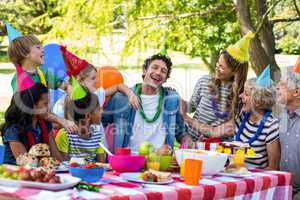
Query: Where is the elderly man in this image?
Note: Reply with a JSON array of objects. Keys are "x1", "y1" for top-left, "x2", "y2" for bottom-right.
[
  {"x1": 277, "y1": 64, "x2": 300, "y2": 199},
  {"x1": 102, "y1": 53, "x2": 189, "y2": 152}
]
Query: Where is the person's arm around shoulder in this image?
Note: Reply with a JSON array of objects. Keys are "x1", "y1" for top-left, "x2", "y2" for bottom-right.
[
  {"x1": 105, "y1": 84, "x2": 140, "y2": 110},
  {"x1": 44, "y1": 112, "x2": 78, "y2": 133}
]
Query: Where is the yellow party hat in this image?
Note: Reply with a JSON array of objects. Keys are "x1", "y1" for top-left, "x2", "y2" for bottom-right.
[{"x1": 226, "y1": 31, "x2": 254, "y2": 63}]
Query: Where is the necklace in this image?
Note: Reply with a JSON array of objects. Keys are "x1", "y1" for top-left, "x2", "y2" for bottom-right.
[
  {"x1": 235, "y1": 111, "x2": 271, "y2": 145},
  {"x1": 211, "y1": 97, "x2": 229, "y2": 119},
  {"x1": 135, "y1": 83, "x2": 164, "y2": 123}
]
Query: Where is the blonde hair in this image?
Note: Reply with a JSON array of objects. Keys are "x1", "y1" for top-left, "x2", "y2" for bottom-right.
[
  {"x1": 77, "y1": 64, "x2": 96, "y2": 82},
  {"x1": 8, "y1": 35, "x2": 41, "y2": 65}
]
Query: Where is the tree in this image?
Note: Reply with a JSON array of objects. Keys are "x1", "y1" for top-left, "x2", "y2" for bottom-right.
[{"x1": 235, "y1": 0, "x2": 300, "y2": 79}]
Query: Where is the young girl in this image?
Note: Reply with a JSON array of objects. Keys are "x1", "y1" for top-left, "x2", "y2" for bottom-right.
[
  {"x1": 181, "y1": 32, "x2": 253, "y2": 141},
  {"x1": 1, "y1": 83, "x2": 62, "y2": 164},
  {"x1": 235, "y1": 78, "x2": 280, "y2": 169},
  {"x1": 52, "y1": 49, "x2": 139, "y2": 120},
  {"x1": 55, "y1": 78, "x2": 105, "y2": 162}
]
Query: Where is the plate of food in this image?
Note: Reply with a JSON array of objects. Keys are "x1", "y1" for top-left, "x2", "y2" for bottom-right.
[
  {"x1": 0, "y1": 165, "x2": 81, "y2": 190},
  {"x1": 120, "y1": 169, "x2": 173, "y2": 185},
  {"x1": 68, "y1": 157, "x2": 112, "y2": 171},
  {"x1": 216, "y1": 141, "x2": 262, "y2": 158},
  {"x1": 217, "y1": 163, "x2": 253, "y2": 178}
]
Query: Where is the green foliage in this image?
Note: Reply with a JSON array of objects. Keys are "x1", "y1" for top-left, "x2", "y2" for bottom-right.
[
  {"x1": 123, "y1": 0, "x2": 239, "y2": 70},
  {"x1": 0, "y1": 0, "x2": 299, "y2": 68},
  {"x1": 274, "y1": 0, "x2": 300, "y2": 54}
]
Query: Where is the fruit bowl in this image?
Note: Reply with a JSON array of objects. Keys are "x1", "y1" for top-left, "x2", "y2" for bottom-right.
[
  {"x1": 69, "y1": 165, "x2": 105, "y2": 183},
  {"x1": 175, "y1": 149, "x2": 228, "y2": 176},
  {"x1": 108, "y1": 155, "x2": 145, "y2": 172}
]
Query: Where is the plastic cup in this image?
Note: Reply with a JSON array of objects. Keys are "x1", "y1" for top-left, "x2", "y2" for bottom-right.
[{"x1": 184, "y1": 159, "x2": 202, "y2": 185}]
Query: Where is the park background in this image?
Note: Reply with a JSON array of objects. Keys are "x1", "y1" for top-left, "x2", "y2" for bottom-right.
[{"x1": 0, "y1": 0, "x2": 299, "y2": 125}]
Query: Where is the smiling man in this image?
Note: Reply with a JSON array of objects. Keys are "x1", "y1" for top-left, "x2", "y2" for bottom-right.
[{"x1": 102, "y1": 54, "x2": 188, "y2": 152}]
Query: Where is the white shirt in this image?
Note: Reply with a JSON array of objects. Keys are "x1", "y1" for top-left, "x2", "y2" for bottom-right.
[{"x1": 129, "y1": 93, "x2": 166, "y2": 152}]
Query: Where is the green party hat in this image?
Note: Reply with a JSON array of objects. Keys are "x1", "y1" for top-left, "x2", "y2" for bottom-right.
[{"x1": 70, "y1": 76, "x2": 87, "y2": 100}]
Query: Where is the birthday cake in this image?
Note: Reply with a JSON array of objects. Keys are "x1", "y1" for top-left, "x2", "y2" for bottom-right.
[{"x1": 216, "y1": 141, "x2": 256, "y2": 157}]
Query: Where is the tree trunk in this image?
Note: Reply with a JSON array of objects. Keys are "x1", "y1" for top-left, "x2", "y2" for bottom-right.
[
  {"x1": 235, "y1": 0, "x2": 280, "y2": 80},
  {"x1": 255, "y1": 0, "x2": 279, "y2": 79}
]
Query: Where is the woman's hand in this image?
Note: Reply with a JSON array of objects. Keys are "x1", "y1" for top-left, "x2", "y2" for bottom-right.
[
  {"x1": 62, "y1": 119, "x2": 78, "y2": 133},
  {"x1": 211, "y1": 122, "x2": 235, "y2": 137},
  {"x1": 180, "y1": 99, "x2": 188, "y2": 117}
]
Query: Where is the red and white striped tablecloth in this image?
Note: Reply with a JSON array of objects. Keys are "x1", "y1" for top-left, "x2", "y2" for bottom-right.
[{"x1": 0, "y1": 169, "x2": 292, "y2": 200}]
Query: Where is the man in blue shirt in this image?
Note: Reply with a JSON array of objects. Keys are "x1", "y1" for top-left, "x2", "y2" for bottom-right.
[
  {"x1": 277, "y1": 65, "x2": 300, "y2": 199},
  {"x1": 102, "y1": 53, "x2": 189, "y2": 152}
]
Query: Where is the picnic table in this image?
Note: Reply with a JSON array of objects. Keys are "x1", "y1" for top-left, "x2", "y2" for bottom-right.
[{"x1": 0, "y1": 169, "x2": 292, "y2": 200}]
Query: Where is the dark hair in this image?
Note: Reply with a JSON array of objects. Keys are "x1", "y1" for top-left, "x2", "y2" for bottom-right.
[
  {"x1": 142, "y1": 53, "x2": 172, "y2": 79},
  {"x1": 208, "y1": 50, "x2": 248, "y2": 120},
  {"x1": 67, "y1": 89, "x2": 99, "y2": 123},
  {"x1": 0, "y1": 83, "x2": 48, "y2": 134}
]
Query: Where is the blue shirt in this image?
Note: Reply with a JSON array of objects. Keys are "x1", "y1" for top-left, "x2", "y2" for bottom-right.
[
  {"x1": 279, "y1": 107, "x2": 300, "y2": 194},
  {"x1": 102, "y1": 85, "x2": 187, "y2": 152},
  {"x1": 2, "y1": 122, "x2": 52, "y2": 165}
]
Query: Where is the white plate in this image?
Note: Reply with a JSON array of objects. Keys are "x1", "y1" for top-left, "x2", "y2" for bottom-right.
[
  {"x1": 120, "y1": 173, "x2": 174, "y2": 185},
  {"x1": 217, "y1": 171, "x2": 254, "y2": 178},
  {"x1": 0, "y1": 174, "x2": 81, "y2": 190}
]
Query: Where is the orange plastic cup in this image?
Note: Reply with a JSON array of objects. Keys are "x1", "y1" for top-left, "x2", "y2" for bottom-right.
[{"x1": 184, "y1": 159, "x2": 202, "y2": 186}]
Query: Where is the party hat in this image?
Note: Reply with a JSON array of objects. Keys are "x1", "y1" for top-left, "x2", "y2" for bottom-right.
[
  {"x1": 293, "y1": 58, "x2": 300, "y2": 74},
  {"x1": 226, "y1": 31, "x2": 254, "y2": 63},
  {"x1": 60, "y1": 46, "x2": 89, "y2": 77},
  {"x1": 70, "y1": 76, "x2": 87, "y2": 100},
  {"x1": 160, "y1": 45, "x2": 168, "y2": 56},
  {"x1": 5, "y1": 23, "x2": 22, "y2": 43},
  {"x1": 16, "y1": 64, "x2": 35, "y2": 92},
  {"x1": 256, "y1": 65, "x2": 272, "y2": 88}
]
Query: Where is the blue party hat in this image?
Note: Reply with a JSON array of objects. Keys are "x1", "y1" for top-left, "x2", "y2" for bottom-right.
[
  {"x1": 256, "y1": 65, "x2": 272, "y2": 88},
  {"x1": 5, "y1": 23, "x2": 22, "y2": 43}
]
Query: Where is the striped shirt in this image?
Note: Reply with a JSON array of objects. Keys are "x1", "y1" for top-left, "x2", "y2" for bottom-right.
[
  {"x1": 56, "y1": 125, "x2": 104, "y2": 162},
  {"x1": 188, "y1": 75, "x2": 232, "y2": 140},
  {"x1": 235, "y1": 113, "x2": 279, "y2": 168}
]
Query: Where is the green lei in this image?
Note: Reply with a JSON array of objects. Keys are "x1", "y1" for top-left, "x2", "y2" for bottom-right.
[{"x1": 135, "y1": 83, "x2": 164, "y2": 123}]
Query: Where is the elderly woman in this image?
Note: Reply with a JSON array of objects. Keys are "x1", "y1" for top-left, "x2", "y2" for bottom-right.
[{"x1": 235, "y1": 78, "x2": 280, "y2": 169}]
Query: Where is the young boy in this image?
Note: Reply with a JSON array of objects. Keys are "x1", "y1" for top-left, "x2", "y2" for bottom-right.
[
  {"x1": 277, "y1": 64, "x2": 300, "y2": 199},
  {"x1": 7, "y1": 33, "x2": 77, "y2": 133},
  {"x1": 55, "y1": 78, "x2": 105, "y2": 162}
]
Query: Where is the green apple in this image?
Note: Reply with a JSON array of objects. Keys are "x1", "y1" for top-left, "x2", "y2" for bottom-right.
[
  {"x1": 159, "y1": 155, "x2": 172, "y2": 171},
  {"x1": 139, "y1": 142, "x2": 153, "y2": 156}
]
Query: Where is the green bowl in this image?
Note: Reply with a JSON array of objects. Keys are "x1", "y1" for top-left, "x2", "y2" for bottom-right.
[{"x1": 159, "y1": 155, "x2": 172, "y2": 171}]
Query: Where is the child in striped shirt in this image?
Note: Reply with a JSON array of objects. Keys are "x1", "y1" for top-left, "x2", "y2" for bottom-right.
[
  {"x1": 235, "y1": 78, "x2": 280, "y2": 169},
  {"x1": 55, "y1": 82, "x2": 105, "y2": 162}
]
